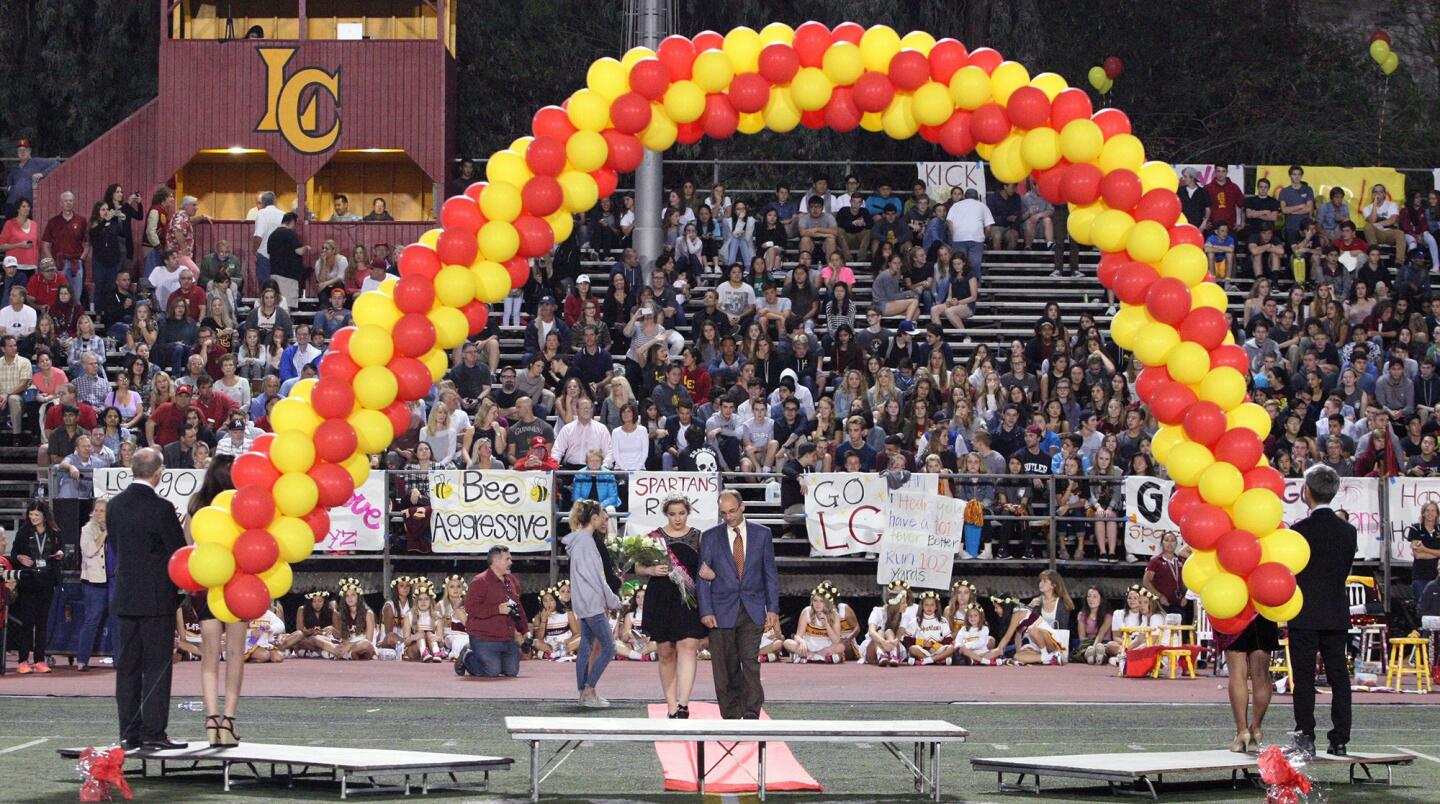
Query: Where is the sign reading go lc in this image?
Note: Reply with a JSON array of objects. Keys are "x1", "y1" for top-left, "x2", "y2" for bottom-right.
[{"x1": 255, "y1": 47, "x2": 341, "y2": 155}]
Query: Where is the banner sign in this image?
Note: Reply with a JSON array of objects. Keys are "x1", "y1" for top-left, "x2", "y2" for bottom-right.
[
  {"x1": 1253, "y1": 165, "x2": 1406, "y2": 212},
  {"x1": 1384, "y1": 476, "x2": 1438, "y2": 564},
  {"x1": 876, "y1": 491, "x2": 961, "y2": 589},
  {"x1": 1171, "y1": 164, "x2": 1246, "y2": 188},
  {"x1": 805, "y1": 472, "x2": 887, "y2": 556},
  {"x1": 94, "y1": 468, "x2": 387, "y2": 551},
  {"x1": 429, "y1": 469, "x2": 554, "y2": 553},
  {"x1": 625, "y1": 472, "x2": 720, "y2": 536},
  {"x1": 917, "y1": 162, "x2": 987, "y2": 203}
]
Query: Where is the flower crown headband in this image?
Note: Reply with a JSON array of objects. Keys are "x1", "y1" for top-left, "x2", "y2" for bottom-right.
[
  {"x1": 304, "y1": 590, "x2": 330, "y2": 601},
  {"x1": 445, "y1": 574, "x2": 466, "y2": 588},
  {"x1": 916, "y1": 589, "x2": 941, "y2": 602},
  {"x1": 390, "y1": 575, "x2": 413, "y2": 589},
  {"x1": 338, "y1": 577, "x2": 365, "y2": 595},
  {"x1": 952, "y1": 579, "x2": 975, "y2": 593}
]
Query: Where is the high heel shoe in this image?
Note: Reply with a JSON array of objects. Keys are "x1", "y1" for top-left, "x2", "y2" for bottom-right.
[
  {"x1": 1229, "y1": 730, "x2": 1250, "y2": 753},
  {"x1": 205, "y1": 715, "x2": 223, "y2": 748},
  {"x1": 218, "y1": 716, "x2": 240, "y2": 747},
  {"x1": 675, "y1": 704, "x2": 690, "y2": 720},
  {"x1": 1246, "y1": 728, "x2": 1262, "y2": 753}
]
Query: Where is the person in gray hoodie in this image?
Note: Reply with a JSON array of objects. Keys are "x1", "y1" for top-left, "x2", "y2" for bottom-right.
[
  {"x1": 562, "y1": 499, "x2": 622, "y2": 708},
  {"x1": 1376, "y1": 358, "x2": 1416, "y2": 420}
]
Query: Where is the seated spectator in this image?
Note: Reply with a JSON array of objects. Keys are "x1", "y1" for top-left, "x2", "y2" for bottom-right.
[
  {"x1": 868, "y1": 206, "x2": 910, "y2": 258},
  {"x1": 872, "y1": 253, "x2": 920, "y2": 321},
  {"x1": 1204, "y1": 222, "x2": 1237, "y2": 278},
  {"x1": 1316, "y1": 186, "x2": 1351, "y2": 240},
  {"x1": 199, "y1": 240, "x2": 242, "y2": 288},
  {"x1": 1361, "y1": 184, "x2": 1405, "y2": 262},
  {"x1": 241, "y1": 285, "x2": 294, "y2": 345},
  {"x1": 1247, "y1": 227, "x2": 1284, "y2": 281},
  {"x1": 1400, "y1": 190, "x2": 1439, "y2": 272},
  {"x1": 27, "y1": 258, "x2": 65, "y2": 310},
  {"x1": 364, "y1": 198, "x2": 393, "y2": 222},
  {"x1": 1332, "y1": 220, "x2": 1368, "y2": 255},
  {"x1": 985, "y1": 183, "x2": 1022, "y2": 250}
]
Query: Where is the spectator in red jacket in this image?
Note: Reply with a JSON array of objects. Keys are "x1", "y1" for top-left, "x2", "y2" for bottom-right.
[{"x1": 1205, "y1": 165, "x2": 1245, "y2": 233}]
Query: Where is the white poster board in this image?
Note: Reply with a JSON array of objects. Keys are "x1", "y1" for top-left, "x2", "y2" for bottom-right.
[
  {"x1": 625, "y1": 472, "x2": 720, "y2": 536},
  {"x1": 805, "y1": 472, "x2": 887, "y2": 556},
  {"x1": 875, "y1": 491, "x2": 957, "y2": 590},
  {"x1": 429, "y1": 469, "x2": 554, "y2": 553},
  {"x1": 917, "y1": 161, "x2": 987, "y2": 203}
]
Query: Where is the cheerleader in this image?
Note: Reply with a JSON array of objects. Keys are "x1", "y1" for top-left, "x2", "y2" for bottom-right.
[
  {"x1": 1105, "y1": 585, "x2": 1164, "y2": 662},
  {"x1": 175, "y1": 597, "x2": 203, "y2": 660},
  {"x1": 333, "y1": 578, "x2": 377, "y2": 660},
  {"x1": 437, "y1": 575, "x2": 469, "y2": 659},
  {"x1": 280, "y1": 591, "x2": 338, "y2": 659},
  {"x1": 981, "y1": 595, "x2": 1028, "y2": 663},
  {"x1": 1012, "y1": 569, "x2": 1074, "y2": 666},
  {"x1": 901, "y1": 590, "x2": 956, "y2": 665},
  {"x1": 953, "y1": 604, "x2": 996, "y2": 665},
  {"x1": 530, "y1": 586, "x2": 579, "y2": 661},
  {"x1": 244, "y1": 602, "x2": 287, "y2": 663},
  {"x1": 861, "y1": 580, "x2": 911, "y2": 666},
  {"x1": 378, "y1": 576, "x2": 413, "y2": 651},
  {"x1": 616, "y1": 585, "x2": 657, "y2": 661},
  {"x1": 757, "y1": 619, "x2": 785, "y2": 662},
  {"x1": 816, "y1": 580, "x2": 862, "y2": 660},
  {"x1": 783, "y1": 587, "x2": 844, "y2": 663},
  {"x1": 944, "y1": 580, "x2": 978, "y2": 634},
  {"x1": 404, "y1": 579, "x2": 444, "y2": 662}
]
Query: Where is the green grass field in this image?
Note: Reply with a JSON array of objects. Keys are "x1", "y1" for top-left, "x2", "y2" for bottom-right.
[{"x1": 1, "y1": 698, "x2": 1435, "y2": 801}]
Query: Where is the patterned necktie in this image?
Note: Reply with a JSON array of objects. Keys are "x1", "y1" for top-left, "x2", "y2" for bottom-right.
[{"x1": 731, "y1": 527, "x2": 745, "y2": 580}]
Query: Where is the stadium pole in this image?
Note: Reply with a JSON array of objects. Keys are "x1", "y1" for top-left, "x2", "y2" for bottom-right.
[{"x1": 630, "y1": 0, "x2": 667, "y2": 271}]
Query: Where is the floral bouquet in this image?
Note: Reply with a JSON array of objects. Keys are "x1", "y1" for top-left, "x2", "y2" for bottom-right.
[{"x1": 608, "y1": 533, "x2": 667, "y2": 574}]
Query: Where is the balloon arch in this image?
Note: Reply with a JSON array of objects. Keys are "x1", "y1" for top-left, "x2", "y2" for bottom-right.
[{"x1": 169, "y1": 21, "x2": 1307, "y2": 632}]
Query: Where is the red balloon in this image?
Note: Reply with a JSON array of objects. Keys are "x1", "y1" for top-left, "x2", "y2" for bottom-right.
[
  {"x1": 729, "y1": 73, "x2": 771, "y2": 114},
  {"x1": 302, "y1": 507, "x2": 331, "y2": 542},
  {"x1": 830, "y1": 22, "x2": 864, "y2": 45},
  {"x1": 463, "y1": 181, "x2": 486, "y2": 204},
  {"x1": 917, "y1": 123, "x2": 942, "y2": 144},
  {"x1": 1209, "y1": 607, "x2": 1256, "y2": 635},
  {"x1": 311, "y1": 461, "x2": 356, "y2": 508},
  {"x1": 967, "y1": 47, "x2": 1002, "y2": 74},
  {"x1": 692, "y1": 30, "x2": 723, "y2": 51},
  {"x1": 1092, "y1": 108, "x2": 1131, "y2": 139},
  {"x1": 381, "y1": 400, "x2": 411, "y2": 436},
  {"x1": 1146, "y1": 277, "x2": 1193, "y2": 325},
  {"x1": 970, "y1": 103, "x2": 1010, "y2": 144},
  {"x1": 1183, "y1": 401, "x2": 1229, "y2": 447},
  {"x1": 514, "y1": 215, "x2": 555, "y2": 258},
  {"x1": 314, "y1": 419, "x2": 359, "y2": 464},
  {"x1": 398, "y1": 244, "x2": 441, "y2": 280},
  {"x1": 1248, "y1": 562, "x2": 1297, "y2": 607},
  {"x1": 503, "y1": 256, "x2": 531, "y2": 288},
  {"x1": 329, "y1": 327, "x2": 354, "y2": 355},
  {"x1": 233, "y1": 452, "x2": 280, "y2": 490},
  {"x1": 1168, "y1": 486, "x2": 1204, "y2": 524},
  {"x1": 888, "y1": 49, "x2": 930, "y2": 91},
  {"x1": 1061, "y1": 163, "x2": 1103, "y2": 205},
  {"x1": 461, "y1": 301, "x2": 490, "y2": 335},
  {"x1": 1103, "y1": 56, "x2": 1125, "y2": 80},
  {"x1": 1049, "y1": 88, "x2": 1093, "y2": 130},
  {"x1": 800, "y1": 109, "x2": 826, "y2": 130},
  {"x1": 824, "y1": 86, "x2": 863, "y2": 133},
  {"x1": 1135, "y1": 365, "x2": 1173, "y2": 404},
  {"x1": 1180, "y1": 504, "x2": 1232, "y2": 550},
  {"x1": 656, "y1": 35, "x2": 696, "y2": 80},
  {"x1": 224, "y1": 573, "x2": 270, "y2": 621},
  {"x1": 1370, "y1": 31, "x2": 1391, "y2": 45},
  {"x1": 1150, "y1": 381, "x2": 1198, "y2": 425},
  {"x1": 928, "y1": 38, "x2": 969, "y2": 83},
  {"x1": 232, "y1": 529, "x2": 280, "y2": 575},
  {"x1": 1096, "y1": 251, "x2": 1126, "y2": 288},
  {"x1": 531, "y1": 105, "x2": 577, "y2": 141},
  {"x1": 1180, "y1": 307, "x2": 1230, "y2": 350},
  {"x1": 389, "y1": 356, "x2": 434, "y2": 402},
  {"x1": 168, "y1": 545, "x2": 204, "y2": 592},
  {"x1": 525, "y1": 136, "x2": 568, "y2": 176},
  {"x1": 1244, "y1": 466, "x2": 1285, "y2": 497},
  {"x1": 757, "y1": 43, "x2": 799, "y2": 84},
  {"x1": 439, "y1": 196, "x2": 484, "y2": 234},
  {"x1": 852, "y1": 72, "x2": 895, "y2": 113},
  {"x1": 1135, "y1": 188, "x2": 1182, "y2": 226},
  {"x1": 436, "y1": 229, "x2": 478, "y2": 267},
  {"x1": 520, "y1": 176, "x2": 563, "y2": 217},
  {"x1": 1005, "y1": 86, "x2": 1050, "y2": 129},
  {"x1": 1214, "y1": 429, "x2": 1263, "y2": 472},
  {"x1": 319, "y1": 351, "x2": 361, "y2": 384},
  {"x1": 231, "y1": 486, "x2": 276, "y2": 530},
  {"x1": 701, "y1": 93, "x2": 739, "y2": 139},
  {"x1": 602, "y1": 130, "x2": 644, "y2": 173},
  {"x1": 1113, "y1": 261, "x2": 1159, "y2": 305},
  {"x1": 1209, "y1": 344, "x2": 1249, "y2": 374},
  {"x1": 311, "y1": 378, "x2": 356, "y2": 420},
  {"x1": 675, "y1": 120, "x2": 703, "y2": 144},
  {"x1": 392, "y1": 276, "x2": 435, "y2": 316},
  {"x1": 591, "y1": 168, "x2": 618, "y2": 198},
  {"x1": 608, "y1": 93, "x2": 652, "y2": 135},
  {"x1": 1100, "y1": 169, "x2": 1142, "y2": 211},
  {"x1": 1035, "y1": 163, "x2": 1068, "y2": 204},
  {"x1": 1217, "y1": 529, "x2": 1262, "y2": 576},
  {"x1": 939, "y1": 110, "x2": 975, "y2": 156},
  {"x1": 793, "y1": 21, "x2": 832, "y2": 67},
  {"x1": 1169, "y1": 223, "x2": 1204, "y2": 248},
  {"x1": 628, "y1": 59, "x2": 671, "y2": 101},
  {"x1": 250, "y1": 434, "x2": 275, "y2": 455}
]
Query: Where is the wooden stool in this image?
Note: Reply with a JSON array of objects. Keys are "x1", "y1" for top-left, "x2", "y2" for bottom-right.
[
  {"x1": 1357, "y1": 624, "x2": 1388, "y2": 670},
  {"x1": 1152, "y1": 648, "x2": 1197, "y2": 679},
  {"x1": 1387, "y1": 637, "x2": 1433, "y2": 692}
]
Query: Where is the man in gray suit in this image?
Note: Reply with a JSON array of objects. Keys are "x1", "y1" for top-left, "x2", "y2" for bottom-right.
[{"x1": 698, "y1": 490, "x2": 779, "y2": 719}]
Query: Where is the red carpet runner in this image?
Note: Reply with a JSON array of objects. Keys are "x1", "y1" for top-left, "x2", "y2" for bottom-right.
[{"x1": 647, "y1": 702, "x2": 823, "y2": 793}]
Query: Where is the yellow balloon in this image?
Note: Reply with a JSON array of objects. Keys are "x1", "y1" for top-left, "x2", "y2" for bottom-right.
[
  {"x1": 258, "y1": 560, "x2": 294, "y2": 599},
  {"x1": 859, "y1": 110, "x2": 884, "y2": 133},
  {"x1": 354, "y1": 365, "x2": 398, "y2": 410},
  {"x1": 270, "y1": 430, "x2": 317, "y2": 474},
  {"x1": 557, "y1": 170, "x2": 599, "y2": 214},
  {"x1": 352, "y1": 291, "x2": 401, "y2": 330},
  {"x1": 988, "y1": 61, "x2": 1031, "y2": 105},
  {"x1": 1227, "y1": 403, "x2": 1272, "y2": 439},
  {"x1": 566, "y1": 88, "x2": 611, "y2": 132},
  {"x1": 859, "y1": 25, "x2": 901, "y2": 72},
  {"x1": 1098, "y1": 133, "x2": 1145, "y2": 173},
  {"x1": 1198, "y1": 366, "x2": 1247, "y2": 410},
  {"x1": 1167, "y1": 341, "x2": 1212, "y2": 386},
  {"x1": 1182, "y1": 549, "x2": 1220, "y2": 592},
  {"x1": 1160, "y1": 244, "x2": 1208, "y2": 286},
  {"x1": 910, "y1": 82, "x2": 952, "y2": 126},
  {"x1": 737, "y1": 111, "x2": 766, "y2": 135},
  {"x1": 348, "y1": 408, "x2": 394, "y2": 454},
  {"x1": 764, "y1": 87, "x2": 801, "y2": 133},
  {"x1": 822, "y1": 42, "x2": 865, "y2": 85},
  {"x1": 640, "y1": 103, "x2": 678, "y2": 151},
  {"x1": 1151, "y1": 425, "x2": 1186, "y2": 464},
  {"x1": 273, "y1": 471, "x2": 319, "y2": 518},
  {"x1": 662, "y1": 80, "x2": 706, "y2": 124},
  {"x1": 1258, "y1": 528, "x2": 1310, "y2": 574},
  {"x1": 433, "y1": 263, "x2": 475, "y2": 308},
  {"x1": 341, "y1": 450, "x2": 371, "y2": 487},
  {"x1": 477, "y1": 180, "x2": 521, "y2": 223},
  {"x1": 1134, "y1": 321, "x2": 1180, "y2": 366},
  {"x1": 621, "y1": 46, "x2": 656, "y2": 70},
  {"x1": 190, "y1": 541, "x2": 236, "y2": 588},
  {"x1": 758, "y1": 22, "x2": 794, "y2": 46},
  {"x1": 1109, "y1": 304, "x2": 1151, "y2": 350},
  {"x1": 420, "y1": 348, "x2": 449, "y2": 382},
  {"x1": 378, "y1": 277, "x2": 398, "y2": 296},
  {"x1": 192, "y1": 506, "x2": 241, "y2": 548},
  {"x1": 349, "y1": 325, "x2": 395, "y2": 368},
  {"x1": 270, "y1": 515, "x2": 314, "y2": 564},
  {"x1": 1124, "y1": 220, "x2": 1169, "y2": 264},
  {"x1": 1222, "y1": 331, "x2": 1236, "y2": 346},
  {"x1": 1020, "y1": 127, "x2": 1061, "y2": 171},
  {"x1": 417, "y1": 230, "x2": 441, "y2": 250},
  {"x1": 429, "y1": 306, "x2": 470, "y2": 349},
  {"x1": 1138, "y1": 160, "x2": 1180, "y2": 194},
  {"x1": 1066, "y1": 204, "x2": 1098, "y2": 246},
  {"x1": 899, "y1": 30, "x2": 937, "y2": 55},
  {"x1": 1233, "y1": 490, "x2": 1284, "y2": 537},
  {"x1": 1381, "y1": 52, "x2": 1399, "y2": 75},
  {"x1": 485, "y1": 149, "x2": 531, "y2": 187},
  {"x1": 1058, "y1": 118, "x2": 1104, "y2": 165},
  {"x1": 270, "y1": 396, "x2": 322, "y2": 435},
  {"x1": 211, "y1": 489, "x2": 237, "y2": 510},
  {"x1": 1099, "y1": 77, "x2": 1114, "y2": 94},
  {"x1": 207, "y1": 585, "x2": 238, "y2": 623},
  {"x1": 472, "y1": 262, "x2": 512, "y2": 305},
  {"x1": 882, "y1": 95, "x2": 919, "y2": 141},
  {"x1": 1191, "y1": 282, "x2": 1230, "y2": 312},
  {"x1": 1200, "y1": 572, "x2": 1249, "y2": 619},
  {"x1": 1167, "y1": 441, "x2": 1215, "y2": 487},
  {"x1": 478, "y1": 221, "x2": 519, "y2": 263},
  {"x1": 586, "y1": 56, "x2": 629, "y2": 100},
  {"x1": 948, "y1": 65, "x2": 992, "y2": 110},
  {"x1": 790, "y1": 67, "x2": 834, "y2": 111},
  {"x1": 1256, "y1": 588, "x2": 1304, "y2": 623},
  {"x1": 1369, "y1": 39, "x2": 1391, "y2": 62},
  {"x1": 1090, "y1": 209, "x2": 1136, "y2": 253},
  {"x1": 509, "y1": 135, "x2": 534, "y2": 155},
  {"x1": 545, "y1": 210, "x2": 574, "y2": 242},
  {"x1": 1199, "y1": 461, "x2": 1245, "y2": 507},
  {"x1": 1029, "y1": 72, "x2": 1068, "y2": 100},
  {"x1": 692, "y1": 50, "x2": 735, "y2": 93},
  {"x1": 723, "y1": 26, "x2": 763, "y2": 73}
]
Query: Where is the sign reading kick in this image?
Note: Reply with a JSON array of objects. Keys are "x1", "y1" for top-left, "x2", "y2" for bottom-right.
[
  {"x1": 255, "y1": 47, "x2": 341, "y2": 154},
  {"x1": 429, "y1": 470, "x2": 554, "y2": 552}
]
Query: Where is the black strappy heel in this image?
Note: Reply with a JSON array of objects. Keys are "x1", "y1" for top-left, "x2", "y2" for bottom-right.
[
  {"x1": 205, "y1": 715, "x2": 223, "y2": 747},
  {"x1": 219, "y1": 716, "x2": 240, "y2": 747},
  {"x1": 675, "y1": 704, "x2": 690, "y2": 720}
]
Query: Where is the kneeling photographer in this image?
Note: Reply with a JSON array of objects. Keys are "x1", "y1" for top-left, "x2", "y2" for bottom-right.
[{"x1": 454, "y1": 546, "x2": 530, "y2": 678}]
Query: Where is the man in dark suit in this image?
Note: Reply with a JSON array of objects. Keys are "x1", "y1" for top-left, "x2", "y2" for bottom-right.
[
  {"x1": 109, "y1": 447, "x2": 188, "y2": 749},
  {"x1": 697, "y1": 490, "x2": 779, "y2": 719},
  {"x1": 1288, "y1": 464, "x2": 1357, "y2": 757}
]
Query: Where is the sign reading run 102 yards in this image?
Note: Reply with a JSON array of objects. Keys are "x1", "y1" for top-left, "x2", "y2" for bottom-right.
[{"x1": 428, "y1": 470, "x2": 554, "y2": 552}]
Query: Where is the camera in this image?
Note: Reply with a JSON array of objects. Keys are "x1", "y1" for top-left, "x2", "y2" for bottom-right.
[{"x1": 505, "y1": 598, "x2": 522, "y2": 623}]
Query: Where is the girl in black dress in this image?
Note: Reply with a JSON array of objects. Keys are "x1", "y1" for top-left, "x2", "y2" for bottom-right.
[
  {"x1": 636, "y1": 494, "x2": 708, "y2": 719},
  {"x1": 1220, "y1": 612, "x2": 1279, "y2": 753}
]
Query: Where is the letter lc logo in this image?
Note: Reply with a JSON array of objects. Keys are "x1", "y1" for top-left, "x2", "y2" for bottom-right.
[{"x1": 256, "y1": 47, "x2": 341, "y2": 155}]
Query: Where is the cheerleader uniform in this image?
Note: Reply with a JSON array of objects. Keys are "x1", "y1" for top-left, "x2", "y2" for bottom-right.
[
  {"x1": 439, "y1": 603, "x2": 467, "y2": 657},
  {"x1": 799, "y1": 610, "x2": 835, "y2": 654},
  {"x1": 623, "y1": 610, "x2": 650, "y2": 653},
  {"x1": 956, "y1": 625, "x2": 991, "y2": 653},
  {"x1": 835, "y1": 602, "x2": 862, "y2": 660},
  {"x1": 902, "y1": 611, "x2": 953, "y2": 658},
  {"x1": 381, "y1": 600, "x2": 411, "y2": 645},
  {"x1": 338, "y1": 608, "x2": 370, "y2": 645},
  {"x1": 244, "y1": 610, "x2": 285, "y2": 658},
  {"x1": 861, "y1": 606, "x2": 904, "y2": 663},
  {"x1": 542, "y1": 611, "x2": 573, "y2": 658},
  {"x1": 1019, "y1": 598, "x2": 1066, "y2": 663}
]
